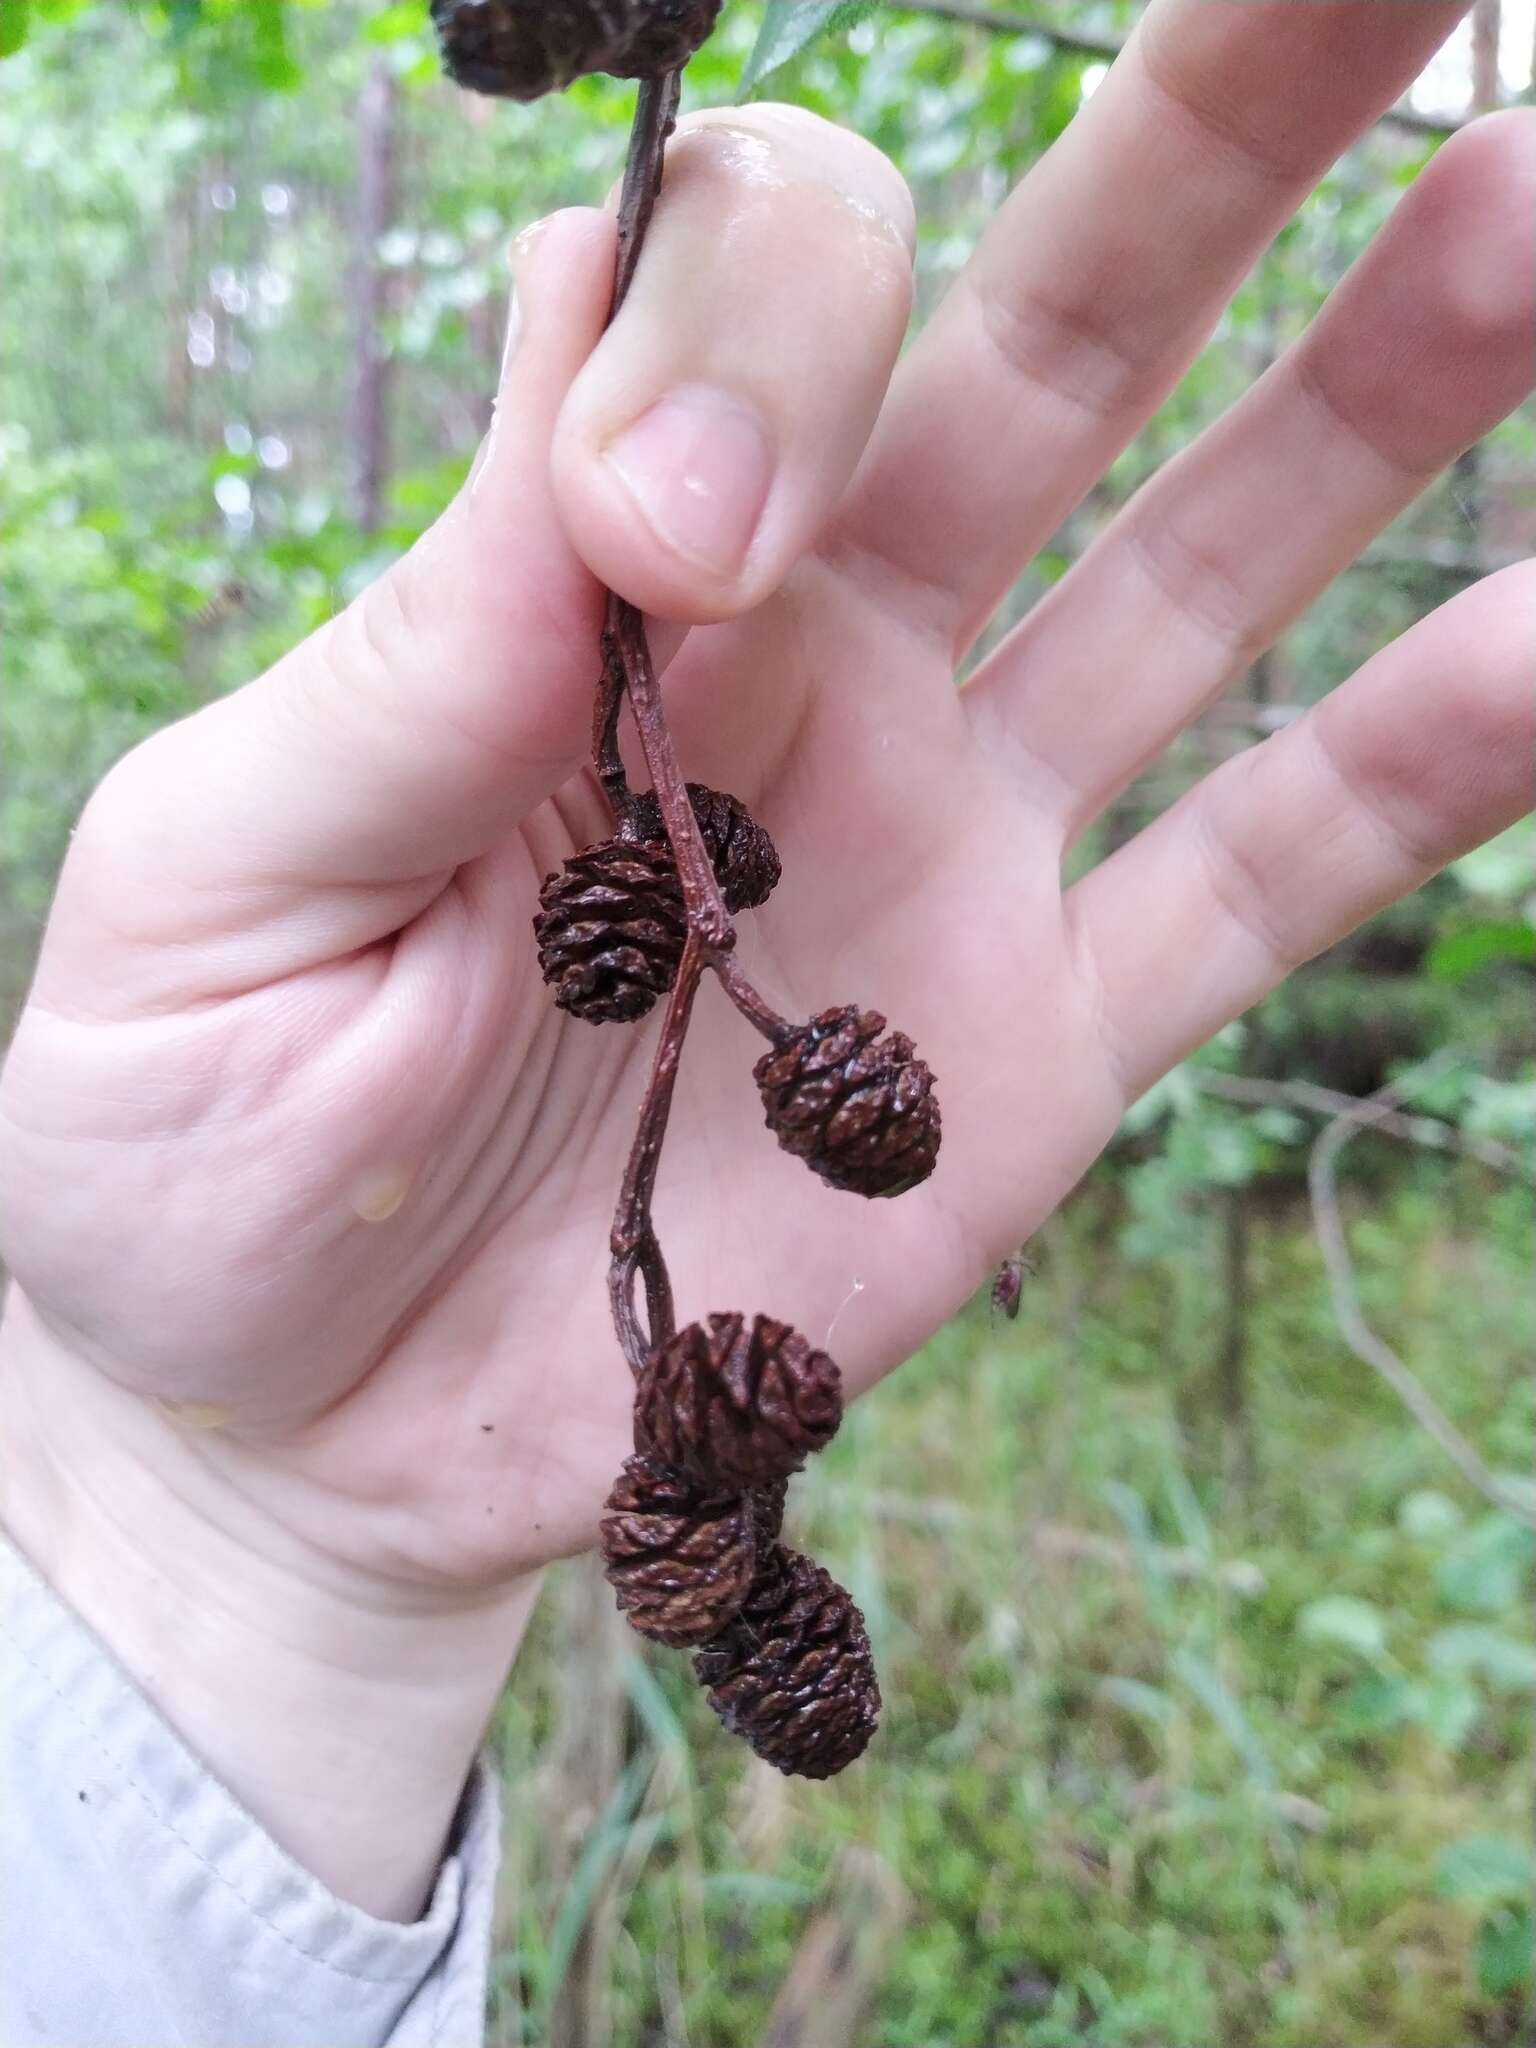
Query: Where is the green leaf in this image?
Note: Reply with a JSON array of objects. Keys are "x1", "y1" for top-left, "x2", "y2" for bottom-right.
[
  {"x1": 1298, "y1": 1595, "x2": 1389, "y2": 1661},
  {"x1": 1428, "y1": 1624, "x2": 1536, "y2": 1692},
  {"x1": 1397, "y1": 1488, "x2": 1463, "y2": 1541},
  {"x1": 1434, "y1": 1836, "x2": 1533, "y2": 1904},
  {"x1": 0, "y1": 0, "x2": 30, "y2": 58},
  {"x1": 1435, "y1": 1515, "x2": 1535, "y2": 1616},
  {"x1": 365, "y1": 1, "x2": 424, "y2": 41},
  {"x1": 1427, "y1": 918, "x2": 1536, "y2": 982},
  {"x1": 1411, "y1": 1677, "x2": 1480, "y2": 1751},
  {"x1": 1477, "y1": 1906, "x2": 1533, "y2": 1996},
  {"x1": 1333, "y1": 1673, "x2": 1417, "y2": 1735},
  {"x1": 1170, "y1": 1645, "x2": 1276, "y2": 1792},
  {"x1": 737, "y1": 0, "x2": 873, "y2": 95}
]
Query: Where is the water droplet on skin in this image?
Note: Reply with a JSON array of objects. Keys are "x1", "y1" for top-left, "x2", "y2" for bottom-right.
[{"x1": 350, "y1": 1164, "x2": 412, "y2": 1222}]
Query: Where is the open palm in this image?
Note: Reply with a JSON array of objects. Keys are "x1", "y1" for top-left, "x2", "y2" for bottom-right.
[{"x1": 3, "y1": 3, "x2": 1532, "y2": 1616}]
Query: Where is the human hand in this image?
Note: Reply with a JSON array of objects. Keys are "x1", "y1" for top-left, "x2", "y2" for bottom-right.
[{"x1": 2, "y1": 0, "x2": 1530, "y2": 1916}]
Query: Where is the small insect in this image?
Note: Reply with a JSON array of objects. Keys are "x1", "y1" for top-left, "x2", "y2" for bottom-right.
[
  {"x1": 189, "y1": 578, "x2": 250, "y2": 630},
  {"x1": 990, "y1": 1249, "x2": 1034, "y2": 1321}
]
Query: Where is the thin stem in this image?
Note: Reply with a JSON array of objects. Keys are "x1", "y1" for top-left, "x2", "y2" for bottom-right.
[
  {"x1": 1307, "y1": 1053, "x2": 1536, "y2": 1532},
  {"x1": 708, "y1": 945, "x2": 792, "y2": 1046},
  {"x1": 589, "y1": 68, "x2": 683, "y2": 822},
  {"x1": 609, "y1": 934, "x2": 706, "y2": 1375},
  {"x1": 612, "y1": 599, "x2": 733, "y2": 947},
  {"x1": 592, "y1": 607, "x2": 630, "y2": 815},
  {"x1": 593, "y1": 67, "x2": 792, "y2": 1383},
  {"x1": 612, "y1": 70, "x2": 681, "y2": 318}
]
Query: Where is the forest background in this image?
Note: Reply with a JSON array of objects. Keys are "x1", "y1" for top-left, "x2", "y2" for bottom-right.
[{"x1": 0, "y1": 2, "x2": 1532, "y2": 2042}]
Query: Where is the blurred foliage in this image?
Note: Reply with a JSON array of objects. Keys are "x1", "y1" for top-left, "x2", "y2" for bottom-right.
[
  {"x1": 495, "y1": 1184, "x2": 1534, "y2": 2045},
  {"x1": 1, "y1": 4, "x2": 1533, "y2": 2041}
]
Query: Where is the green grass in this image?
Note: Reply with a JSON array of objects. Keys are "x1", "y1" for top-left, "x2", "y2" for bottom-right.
[{"x1": 488, "y1": 1173, "x2": 1534, "y2": 2047}]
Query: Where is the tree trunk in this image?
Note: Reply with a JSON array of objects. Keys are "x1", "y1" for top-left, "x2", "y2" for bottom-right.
[
  {"x1": 349, "y1": 53, "x2": 397, "y2": 533},
  {"x1": 1471, "y1": 0, "x2": 1501, "y2": 114},
  {"x1": 1456, "y1": 3, "x2": 1500, "y2": 547}
]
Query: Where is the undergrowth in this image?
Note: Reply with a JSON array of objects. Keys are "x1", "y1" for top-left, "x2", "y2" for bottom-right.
[{"x1": 489, "y1": 1172, "x2": 1534, "y2": 2047}]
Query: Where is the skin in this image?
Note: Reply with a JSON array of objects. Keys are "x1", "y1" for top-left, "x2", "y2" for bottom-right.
[{"x1": 1, "y1": 0, "x2": 1532, "y2": 1923}]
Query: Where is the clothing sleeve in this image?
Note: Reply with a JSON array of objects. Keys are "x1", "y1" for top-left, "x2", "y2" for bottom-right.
[{"x1": 0, "y1": 1532, "x2": 502, "y2": 2048}]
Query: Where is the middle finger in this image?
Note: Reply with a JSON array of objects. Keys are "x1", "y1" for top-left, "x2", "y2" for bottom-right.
[{"x1": 831, "y1": 0, "x2": 1465, "y2": 653}]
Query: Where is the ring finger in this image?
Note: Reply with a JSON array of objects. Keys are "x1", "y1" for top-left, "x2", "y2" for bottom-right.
[
  {"x1": 962, "y1": 110, "x2": 1536, "y2": 837},
  {"x1": 830, "y1": 0, "x2": 1467, "y2": 651}
]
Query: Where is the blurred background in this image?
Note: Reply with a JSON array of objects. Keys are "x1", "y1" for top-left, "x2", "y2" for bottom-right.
[{"x1": 1, "y1": 2, "x2": 1532, "y2": 2042}]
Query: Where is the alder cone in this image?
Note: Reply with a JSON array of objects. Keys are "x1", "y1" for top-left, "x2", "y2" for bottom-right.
[
  {"x1": 431, "y1": 0, "x2": 721, "y2": 101},
  {"x1": 623, "y1": 783, "x2": 781, "y2": 915},
  {"x1": 754, "y1": 1006, "x2": 942, "y2": 1198},
  {"x1": 533, "y1": 837, "x2": 685, "y2": 1024},
  {"x1": 635, "y1": 1313, "x2": 842, "y2": 1490},
  {"x1": 600, "y1": 1456, "x2": 756, "y2": 1648},
  {"x1": 694, "y1": 1547, "x2": 881, "y2": 1779}
]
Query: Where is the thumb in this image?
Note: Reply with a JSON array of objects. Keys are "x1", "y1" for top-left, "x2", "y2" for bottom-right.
[{"x1": 43, "y1": 208, "x2": 617, "y2": 1004}]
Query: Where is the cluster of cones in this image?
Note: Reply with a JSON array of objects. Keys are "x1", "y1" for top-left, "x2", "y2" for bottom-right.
[
  {"x1": 430, "y1": 3, "x2": 944, "y2": 1782},
  {"x1": 602, "y1": 1313, "x2": 881, "y2": 1779},
  {"x1": 539, "y1": 784, "x2": 940, "y2": 1777},
  {"x1": 535, "y1": 784, "x2": 942, "y2": 1200}
]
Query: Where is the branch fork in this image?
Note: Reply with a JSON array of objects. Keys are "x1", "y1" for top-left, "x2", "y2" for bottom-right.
[{"x1": 596, "y1": 78, "x2": 796, "y2": 1374}]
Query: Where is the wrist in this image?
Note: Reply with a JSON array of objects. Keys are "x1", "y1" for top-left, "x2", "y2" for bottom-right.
[{"x1": 0, "y1": 1291, "x2": 537, "y2": 1919}]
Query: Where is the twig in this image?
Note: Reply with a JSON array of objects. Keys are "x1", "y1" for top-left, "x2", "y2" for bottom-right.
[
  {"x1": 1200, "y1": 700, "x2": 1303, "y2": 734},
  {"x1": 589, "y1": 70, "x2": 682, "y2": 819},
  {"x1": 592, "y1": 88, "x2": 804, "y2": 1388},
  {"x1": 1357, "y1": 537, "x2": 1528, "y2": 581},
  {"x1": 1192, "y1": 1068, "x2": 1530, "y2": 1180},
  {"x1": 883, "y1": 0, "x2": 1461, "y2": 140},
  {"x1": 870, "y1": 1494, "x2": 1266, "y2": 1592},
  {"x1": 889, "y1": 0, "x2": 1122, "y2": 64},
  {"x1": 608, "y1": 599, "x2": 733, "y2": 947},
  {"x1": 1306, "y1": 1057, "x2": 1536, "y2": 1530},
  {"x1": 611, "y1": 70, "x2": 680, "y2": 319},
  {"x1": 592, "y1": 618, "x2": 631, "y2": 815},
  {"x1": 757, "y1": 1848, "x2": 909, "y2": 2048},
  {"x1": 710, "y1": 945, "x2": 793, "y2": 1046},
  {"x1": 608, "y1": 934, "x2": 703, "y2": 1374}
]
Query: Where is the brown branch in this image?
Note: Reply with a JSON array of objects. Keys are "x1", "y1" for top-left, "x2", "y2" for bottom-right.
[
  {"x1": 889, "y1": 0, "x2": 1122, "y2": 64},
  {"x1": 883, "y1": 0, "x2": 1461, "y2": 139},
  {"x1": 1305, "y1": 1057, "x2": 1536, "y2": 1530},
  {"x1": 609, "y1": 600, "x2": 733, "y2": 947},
  {"x1": 1357, "y1": 537, "x2": 1528, "y2": 581},
  {"x1": 872, "y1": 1495, "x2": 1266, "y2": 1593},
  {"x1": 611, "y1": 69, "x2": 680, "y2": 320},
  {"x1": 1200, "y1": 700, "x2": 1303, "y2": 734},
  {"x1": 1471, "y1": 0, "x2": 1502, "y2": 116},
  {"x1": 1192, "y1": 1068, "x2": 1531, "y2": 1180},
  {"x1": 608, "y1": 934, "x2": 704, "y2": 1374},
  {"x1": 592, "y1": 615, "x2": 631, "y2": 815},
  {"x1": 589, "y1": 70, "x2": 683, "y2": 819},
  {"x1": 593, "y1": 77, "x2": 796, "y2": 1385}
]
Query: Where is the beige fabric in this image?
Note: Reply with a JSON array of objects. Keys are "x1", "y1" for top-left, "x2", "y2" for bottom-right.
[{"x1": 0, "y1": 1533, "x2": 500, "y2": 2047}]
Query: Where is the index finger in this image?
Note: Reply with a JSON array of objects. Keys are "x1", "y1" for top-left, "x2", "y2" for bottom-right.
[{"x1": 832, "y1": 0, "x2": 1467, "y2": 653}]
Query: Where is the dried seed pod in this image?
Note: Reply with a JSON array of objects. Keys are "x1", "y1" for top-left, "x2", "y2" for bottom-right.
[
  {"x1": 753, "y1": 1006, "x2": 941, "y2": 1198},
  {"x1": 635, "y1": 1313, "x2": 842, "y2": 1490},
  {"x1": 600, "y1": 1455, "x2": 756, "y2": 1647},
  {"x1": 533, "y1": 837, "x2": 685, "y2": 1024},
  {"x1": 431, "y1": 0, "x2": 721, "y2": 102},
  {"x1": 623, "y1": 783, "x2": 781, "y2": 915},
  {"x1": 694, "y1": 1547, "x2": 881, "y2": 1778}
]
